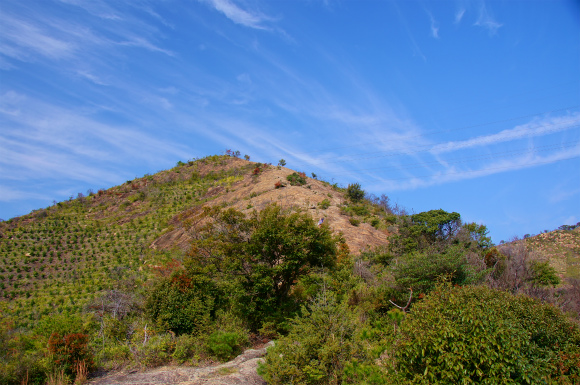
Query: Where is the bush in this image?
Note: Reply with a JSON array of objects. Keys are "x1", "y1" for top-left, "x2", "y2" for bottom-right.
[
  {"x1": 187, "y1": 204, "x2": 338, "y2": 329},
  {"x1": 391, "y1": 245, "x2": 486, "y2": 294},
  {"x1": 48, "y1": 332, "x2": 93, "y2": 378},
  {"x1": 207, "y1": 331, "x2": 247, "y2": 361},
  {"x1": 145, "y1": 271, "x2": 216, "y2": 335},
  {"x1": 137, "y1": 333, "x2": 175, "y2": 368},
  {"x1": 390, "y1": 284, "x2": 580, "y2": 384},
  {"x1": 286, "y1": 172, "x2": 306, "y2": 186},
  {"x1": 529, "y1": 260, "x2": 560, "y2": 287},
  {"x1": 346, "y1": 183, "x2": 365, "y2": 203},
  {"x1": 343, "y1": 204, "x2": 369, "y2": 217},
  {"x1": 319, "y1": 199, "x2": 331, "y2": 210},
  {"x1": 349, "y1": 218, "x2": 360, "y2": 227},
  {"x1": 172, "y1": 334, "x2": 201, "y2": 363},
  {"x1": 259, "y1": 292, "x2": 364, "y2": 385}
]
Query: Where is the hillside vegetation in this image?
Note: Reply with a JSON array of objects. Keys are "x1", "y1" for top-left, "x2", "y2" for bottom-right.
[{"x1": 0, "y1": 154, "x2": 579, "y2": 385}]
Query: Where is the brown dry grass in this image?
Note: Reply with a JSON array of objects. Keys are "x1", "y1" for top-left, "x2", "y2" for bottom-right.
[{"x1": 151, "y1": 161, "x2": 389, "y2": 254}]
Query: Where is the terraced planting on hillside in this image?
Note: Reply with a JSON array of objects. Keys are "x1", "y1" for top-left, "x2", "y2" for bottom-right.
[
  {"x1": 524, "y1": 228, "x2": 580, "y2": 278},
  {"x1": 0, "y1": 155, "x2": 254, "y2": 327}
]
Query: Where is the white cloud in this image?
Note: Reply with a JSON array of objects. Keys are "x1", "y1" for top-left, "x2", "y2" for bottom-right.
[
  {"x1": 474, "y1": 1, "x2": 502, "y2": 35},
  {"x1": 455, "y1": 8, "x2": 465, "y2": 23},
  {"x1": 0, "y1": 185, "x2": 50, "y2": 203},
  {"x1": 0, "y1": 92, "x2": 191, "y2": 186},
  {"x1": 430, "y1": 113, "x2": 580, "y2": 154},
  {"x1": 427, "y1": 11, "x2": 439, "y2": 39},
  {"x1": 118, "y1": 36, "x2": 174, "y2": 56},
  {"x1": 77, "y1": 70, "x2": 109, "y2": 86},
  {"x1": 549, "y1": 185, "x2": 580, "y2": 203},
  {"x1": 368, "y1": 145, "x2": 580, "y2": 192},
  {"x1": 200, "y1": 0, "x2": 270, "y2": 29},
  {"x1": 0, "y1": 15, "x2": 76, "y2": 61}
]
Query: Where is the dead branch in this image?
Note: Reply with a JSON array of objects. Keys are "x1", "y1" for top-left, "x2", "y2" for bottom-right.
[{"x1": 389, "y1": 287, "x2": 413, "y2": 313}]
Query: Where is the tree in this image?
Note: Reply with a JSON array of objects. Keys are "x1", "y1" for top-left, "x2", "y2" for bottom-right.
[
  {"x1": 457, "y1": 222, "x2": 493, "y2": 249},
  {"x1": 186, "y1": 204, "x2": 339, "y2": 328},
  {"x1": 409, "y1": 209, "x2": 461, "y2": 244},
  {"x1": 278, "y1": 159, "x2": 286, "y2": 167},
  {"x1": 346, "y1": 183, "x2": 365, "y2": 203},
  {"x1": 145, "y1": 271, "x2": 216, "y2": 335}
]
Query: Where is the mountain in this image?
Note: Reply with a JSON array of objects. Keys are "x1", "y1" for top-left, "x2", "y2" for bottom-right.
[
  {"x1": 2, "y1": 154, "x2": 579, "y2": 385},
  {"x1": 0, "y1": 155, "x2": 389, "y2": 327}
]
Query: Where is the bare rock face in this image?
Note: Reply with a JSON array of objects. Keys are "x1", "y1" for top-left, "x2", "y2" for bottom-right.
[{"x1": 89, "y1": 342, "x2": 273, "y2": 385}]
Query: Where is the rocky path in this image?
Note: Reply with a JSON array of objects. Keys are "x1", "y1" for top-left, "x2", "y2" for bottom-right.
[{"x1": 89, "y1": 342, "x2": 273, "y2": 385}]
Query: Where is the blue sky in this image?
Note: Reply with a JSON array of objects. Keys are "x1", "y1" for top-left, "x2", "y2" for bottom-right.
[{"x1": 1, "y1": 0, "x2": 579, "y2": 243}]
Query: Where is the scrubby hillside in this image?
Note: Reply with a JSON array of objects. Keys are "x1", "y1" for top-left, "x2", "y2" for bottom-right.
[
  {"x1": 521, "y1": 227, "x2": 580, "y2": 279},
  {"x1": 1, "y1": 154, "x2": 579, "y2": 385},
  {"x1": 0, "y1": 155, "x2": 391, "y2": 327}
]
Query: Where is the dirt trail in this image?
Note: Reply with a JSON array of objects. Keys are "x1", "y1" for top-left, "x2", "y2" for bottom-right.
[{"x1": 89, "y1": 343, "x2": 273, "y2": 385}]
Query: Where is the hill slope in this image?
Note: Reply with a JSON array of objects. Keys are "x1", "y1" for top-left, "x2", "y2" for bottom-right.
[{"x1": 0, "y1": 155, "x2": 389, "y2": 326}]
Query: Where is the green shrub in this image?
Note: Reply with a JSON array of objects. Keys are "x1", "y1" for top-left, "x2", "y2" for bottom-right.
[
  {"x1": 96, "y1": 344, "x2": 130, "y2": 369},
  {"x1": 391, "y1": 245, "x2": 486, "y2": 294},
  {"x1": 319, "y1": 199, "x2": 331, "y2": 210},
  {"x1": 145, "y1": 271, "x2": 216, "y2": 335},
  {"x1": 529, "y1": 260, "x2": 560, "y2": 287},
  {"x1": 207, "y1": 331, "x2": 247, "y2": 361},
  {"x1": 172, "y1": 334, "x2": 201, "y2": 363},
  {"x1": 346, "y1": 183, "x2": 365, "y2": 203},
  {"x1": 259, "y1": 292, "x2": 364, "y2": 385},
  {"x1": 349, "y1": 218, "x2": 360, "y2": 227},
  {"x1": 187, "y1": 204, "x2": 338, "y2": 329},
  {"x1": 138, "y1": 333, "x2": 175, "y2": 368},
  {"x1": 390, "y1": 284, "x2": 580, "y2": 384},
  {"x1": 286, "y1": 172, "x2": 307, "y2": 186}
]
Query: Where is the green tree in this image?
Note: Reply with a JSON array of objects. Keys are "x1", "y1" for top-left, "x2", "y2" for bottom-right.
[
  {"x1": 392, "y1": 245, "x2": 486, "y2": 294},
  {"x1": 346, "y1": 183, "x2": 365, "y2": 203},
  {"x1": 186, "y1": 204, "x2": 339, "y2": 328},
  {"x1": 390, "y1": 209, "x2": 463, "y2": 254},
  {"x1": 145, "y1": 271, "x2": 216, "y2": 335}
]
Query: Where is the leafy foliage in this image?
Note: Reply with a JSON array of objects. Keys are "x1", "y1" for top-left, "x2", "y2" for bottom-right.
[
  {"x1": 259, "y1": 292, "x2": 365, "y2": 385},
  {"x1": 392, "y1": 284, "x2": 580, "y2": 384},
  {"x1": 48, "y1": 332, "x2": 93, "y2": 377},
  {"x1": 186, "y1": 204, "x2": 339, "y2": 328},
  {"x1": 391, "y1": 246, "x2": 486, "y2": 294},
  {"x1": 207, "y1": 330, "x2": 248, "y2": 361},
  {"x1": 346, "y1": 183, "x2": 365, "y2": 203},
  {"x1": 286, "y1": 172, "x2": 307, "y2": 186},
  {"x1": 145, "y1": 271, "x2": 216, "y2": 335}
]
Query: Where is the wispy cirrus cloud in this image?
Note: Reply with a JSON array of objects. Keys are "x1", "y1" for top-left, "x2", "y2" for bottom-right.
[
  {"x1": 362, "y1": 144, "x2": 580, "y2": 192},
  {"x1": 455, "y1": 8, "x2": 466, "y2": 24},
  {"x1": 430, "y1": 113, "x2": 580, "y2": 154},
  {"x1": 427, "y1": 11, "x2": 439, "y2": 39},
  {"x1": 200, "y1": 0, "x2": 272, "y2": 29},
  {"x1": 474, "y1": 1, "x2": 502, "y2": 35},
  {"x1": 0, "y1": 15, "x2": 77, "y2": 61},
  {"x1": 0, "y1": 91, "x2": 191, "y2": 187}
]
